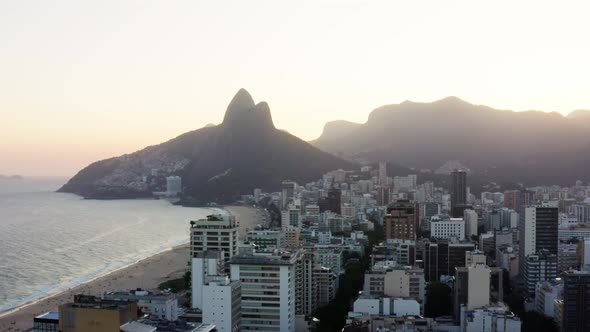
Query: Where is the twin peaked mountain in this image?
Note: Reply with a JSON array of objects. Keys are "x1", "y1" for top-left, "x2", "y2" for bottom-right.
[{"x1": 59, "y1": 89, "x2": 352, "y2": 202}]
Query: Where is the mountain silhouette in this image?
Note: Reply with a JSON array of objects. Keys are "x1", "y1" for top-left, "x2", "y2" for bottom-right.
[
  {"x1": 59, "y1": 89, "x2": 353, "y2": 202},
  {"x1": 312, "y1": 97, "x2": 590, "y2": 184}
]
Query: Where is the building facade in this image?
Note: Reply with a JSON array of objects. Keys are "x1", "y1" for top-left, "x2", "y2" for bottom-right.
[
  {"x1": 190, "y1": 214, "x2": 239, "y2": 265},
  {"x1": 230, "y1": 249, "x2": 299, "y2": 332},
  {"x1": 430, "y1": 218, "x2": 465, "y2": 240},
  {"x1": 523, "y1": 251, "x2": 558, "y2": 295},
  {"x1": 562, "y1": 271, "x2": 590, "y2": 332},
  {"x1": 384, "y1": 200, "x2": 417, "y2": 241},
  {"x1": 450, "y1": 170, "x2": 468, "y2": 218}
]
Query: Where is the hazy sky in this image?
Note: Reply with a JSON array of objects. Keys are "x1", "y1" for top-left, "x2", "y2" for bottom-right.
[{"x1": 1, "y1": 1, "x2": 589, "y2": 177}]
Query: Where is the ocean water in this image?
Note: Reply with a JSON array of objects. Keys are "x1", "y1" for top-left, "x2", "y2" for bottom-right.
[{"x1": 0, "y1": 178, "x2": 212, "y2": 313}]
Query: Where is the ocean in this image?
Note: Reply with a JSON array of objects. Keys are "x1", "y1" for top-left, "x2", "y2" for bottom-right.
[{"x1": 0, "y1": 177, "x2": 212, "y2": 313}]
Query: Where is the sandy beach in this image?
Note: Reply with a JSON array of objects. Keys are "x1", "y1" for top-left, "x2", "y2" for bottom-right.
[
  {"x1": 225, "y1": 205, "x2": 268, "y2": 239},
  {"x1": 0, "y1": 204, "x2": 262, "y2": 332},
  {"x1": 0, "y1": 245, "x2": 190, "y2": 332}
]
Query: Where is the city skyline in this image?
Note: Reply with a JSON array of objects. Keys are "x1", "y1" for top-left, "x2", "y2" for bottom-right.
[{"x1": 2, "y1": 1, "x2": 590, "y2": 176}]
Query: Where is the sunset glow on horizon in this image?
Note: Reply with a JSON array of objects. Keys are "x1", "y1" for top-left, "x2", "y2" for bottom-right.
[{"x1": 1, "y1": 0, "x2": 589, "y2": 176}]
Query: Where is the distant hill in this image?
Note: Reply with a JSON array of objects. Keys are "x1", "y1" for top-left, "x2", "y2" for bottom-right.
[
  {"x1": 567, "y1": 109, "x2": 590, "y2": 120},
  {"x1": 59, "y1": 89, "x2": 353, "y2": 202},
  {"x1": 567, "y1": 110, "x2": 590, "y2": 128},
  {"x1": 310, "y1": 120, "x2": 362, "y2": 149},
  {"x1": 312, "y1": 97, "x2": 590, "y2": 185}
]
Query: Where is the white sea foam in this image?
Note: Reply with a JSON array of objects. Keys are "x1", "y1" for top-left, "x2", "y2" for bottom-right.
[{"x1": 0, "y1": 178, "x2": 211, "y2": 314}]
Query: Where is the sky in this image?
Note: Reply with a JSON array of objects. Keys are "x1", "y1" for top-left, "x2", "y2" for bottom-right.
[{"x1": 1, "y1": 1, "x2": 589, "y2": 177}]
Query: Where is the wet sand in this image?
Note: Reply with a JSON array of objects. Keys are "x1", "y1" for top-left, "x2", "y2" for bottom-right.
[{"x1": 0, "y1": 245, "x2": 190, "y2": 332}]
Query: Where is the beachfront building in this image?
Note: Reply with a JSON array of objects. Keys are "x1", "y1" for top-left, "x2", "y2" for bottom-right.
[
  {"x1": 33, "y1": 312, "x2": 59, "y2": 332},
  {"x1": 192, "y1": 251, "x2": 242, "y2": 332},
  {"x1": 230, "y1": 248, "x2": 299, "y2": 332},
  {"x1": 246, "y1": 230, "x2": 284, "y2": 248},
  {"x1": 59, "y1": 295, "x2": 138, "y2": 332},
  {"x1": 190, "y1": 214, "x2": 239, "y2": 264},
  {"x1": 121, "y1": 320, "x2": 217, "y2": 332},
  {"x1": 192, "y1": 251, "x2": 224, "y2": 309},
  {"x1": 202, "y1": 276, "x2": 242, "y2": 332},
  {"x1": 104, "y1": 289, "x2": 178, "y2": 321}
]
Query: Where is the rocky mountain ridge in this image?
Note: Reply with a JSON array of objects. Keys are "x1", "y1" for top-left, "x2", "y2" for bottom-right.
[
  {"x1": 59, "y1": 89, "x2": 353, "y2": 202},
  {"x1": 312, "y1": 97, "x2": 590, "y2": 185}
]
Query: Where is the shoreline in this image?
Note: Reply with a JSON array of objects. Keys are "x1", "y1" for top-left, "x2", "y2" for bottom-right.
[
  {"x1": 0, "y1": 203, "x2": 262, "y2": 331},
  {"x1": 0, "y1": 242, "x2": 188, "y2": 318},
  {"x1": 0, "y1": 244, "x2": 191, "y2": 332}
]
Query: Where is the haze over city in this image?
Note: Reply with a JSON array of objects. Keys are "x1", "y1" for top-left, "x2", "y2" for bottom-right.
[{"x1": 1, "y1": 0, "x2": 590, "y2": 176}]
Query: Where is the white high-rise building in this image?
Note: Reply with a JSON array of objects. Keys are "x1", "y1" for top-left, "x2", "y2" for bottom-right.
[
  {"x1": 190, "y1": 214, "x2": 239, "y2": 264},
  {"x1": 166, "y1": 176, "x2": 182, "y2": 195},
  {"x1": 192, "y1": 251, "x2": 224, "y2": 309},
  {"x1": 464, "y1": 209, "x2": 479, "y2": 238},
  {"x1": 467, "y1": 264, "x2": 491, "y2": 310},
  {"x1": 523, "y1": 251, "x2": 558, "y2": 295},
  {"x1": 462, "y1": 303, "x2": 521, "y2": 332},
  {"x1": 465, "y1": 250, "x2": 487, "y2": 267},
  {"x1": 230, "y1": 249, "x2": 299, "y2": 332},
  {"x1": 379, "y1": 162, "x2": 387, "y2": 185},
  {"x1": 203, "y1": 276, "x2": 242, "y2": 332},
  {"x1": 253, "y1": 188, "x2": 262, "y2": 203},
  {"x1": 430, "y1": 218, "x2": 465, "y2": 240},
  {"x1": 192, "y1": 252, "x2": 241, "y2": 332}
]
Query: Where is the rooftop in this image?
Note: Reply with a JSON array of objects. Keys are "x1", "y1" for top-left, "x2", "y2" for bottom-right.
[
  {"x1": 65, "y1": 295, "x2": 135, "y2": 310},
  {"x1": 190, "y1": 214, "x2": 237, "y2": 228},
  {"x1": 34, "y1": 311, "x2": 59, "y2": 321},
  {"x1": 230, "y1": 249, "x2": 300, "y2": 266},
  {"x1": 136, "y1": 319, "x2": 216, "y2": 332},
  {"x1": 120, "y1": 321, "x2": 157, "y2": 332},
  {"x1": 104, "y1": 289, "x2": 176, "y2": 301}
]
